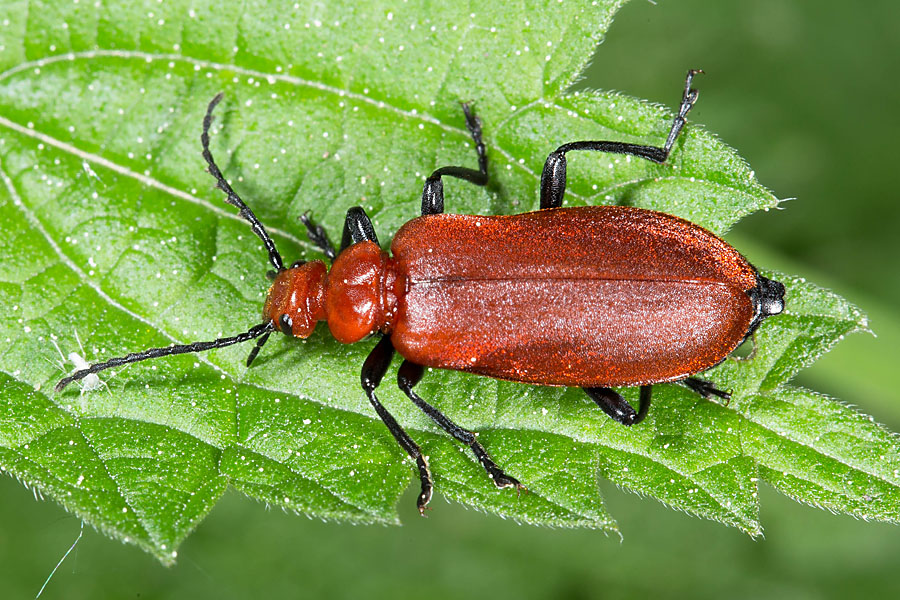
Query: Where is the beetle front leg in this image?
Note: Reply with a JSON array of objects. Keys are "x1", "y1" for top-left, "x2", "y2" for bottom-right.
[
  {"x1": 298, "y1": 212, "x2": 337, "y2": 262},
  {"x1": 295, "y1": 207, "x2": 375, "y2": 260},
  {"x1": 584, "y1": 385, "x2": 652, "y2": 426},
  {"x1": 362, "y1": 335, "x2": 434, "y2": 515},
  {"x1": 397, "y1": 361, "x2": 524, "y2": 491},
  {"x1": 539, "y1": 69, "x2": 702, "y2": 209},
  {"x1": 421, "y1": 103, "x2": 489, "y2": 215}
]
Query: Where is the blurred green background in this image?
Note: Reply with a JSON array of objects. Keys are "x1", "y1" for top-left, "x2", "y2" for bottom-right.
[{"x1": 3, "y1": 1, "x2": 899, "y2": 598}]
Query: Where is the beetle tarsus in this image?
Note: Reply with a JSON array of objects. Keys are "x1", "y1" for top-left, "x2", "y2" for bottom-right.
[
  {"x1": 417, "y1": 494, "x2": 433, "y2": 517},
  {"x1": 488, "y1": 469, "x2": 525, "y2": 491},
  {"x1": 472, "y1": 440, "x2": 524, "y2": 491},
  {"x1": 460, "y1": 102, "x2": 488, "y2": 178},
  {"x1": 681, "y1": 377, "x2": 731, "y2": 403},
  {"x1": 662, "y1": 68, "x2": 703, "y2": 156},
  {"x1": 299, "y1": 211, "x2": 337, "y2": 261},
  {"x1": 416, "y1": 456, "x2": 434, "y2": 516}
]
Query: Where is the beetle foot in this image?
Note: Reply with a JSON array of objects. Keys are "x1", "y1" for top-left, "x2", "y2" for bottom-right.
[
  {"x1": 487, "y1": 466, "x2": 525, "y2": 493},
  {"x1": 682, "y1": 377, "x2": 732, "y2": 404},
  {"x1": 415, "y1": 454, "x2": 434, "y2": 516},
  {"x1": 416, "y1": 486, "x2": 434, "y2": 517},
  {"x1": 471, "y1": 442, "x2": 525, "y2": 492}
]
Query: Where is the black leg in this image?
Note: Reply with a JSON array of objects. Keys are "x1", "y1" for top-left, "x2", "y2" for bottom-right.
[
  {"x1": 341, "y1": 206, "x2": 379, "y2": 251},
  {"x1": 361, "y1": 335, "x2": 433, "y2": 515},
  {"x1": 298, "y1": 212, "x2": 337, "y2": 262},
  {"x1": 421, "y1": 103, "x2": 489, "y2": 215},
  {"x1": 681, "y1": 377, "x2": 731, "y2": 403},
  {"x1": 584, "y1": 385, "x2": 652, "y2": 426},
  {"x1": 539, "y1": 69, "x2": 703, "y2": 209},
  {"x1": 245, "y1": 331, "x2": 271, "y2": 367},
  {"x1": 636, "y1": 386, "x2": 652, "y2": 423},
  {"x1": 397, "y1": 361, "x2": 524, "y2": 491}
]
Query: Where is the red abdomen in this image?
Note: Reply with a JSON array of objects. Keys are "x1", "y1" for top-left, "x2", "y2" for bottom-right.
[{"x1": 389, "y1": 206, "x2": 757, "y2": 387}]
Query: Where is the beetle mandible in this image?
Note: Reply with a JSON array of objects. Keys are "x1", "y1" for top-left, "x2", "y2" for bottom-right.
[{"x1": 56, "y1": 70, "x2": 786, "y2": 514}]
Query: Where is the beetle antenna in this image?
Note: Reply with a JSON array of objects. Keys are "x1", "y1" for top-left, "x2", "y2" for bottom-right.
[
  {"x1": 54, "y1": 321, "x2": 275, "y2": 393},
  {"x1": 201, "y1": 94, "x2": 285, "y2": 272}
]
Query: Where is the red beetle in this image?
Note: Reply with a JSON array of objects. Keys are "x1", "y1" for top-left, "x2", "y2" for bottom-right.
[{"x1": 57, "y1": 71, "x2": 785, "y2": 514}]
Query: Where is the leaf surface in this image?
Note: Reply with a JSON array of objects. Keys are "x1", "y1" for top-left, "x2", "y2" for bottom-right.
[{"x1": 0, "y1": 0, "x2": 894, "y2": 563}]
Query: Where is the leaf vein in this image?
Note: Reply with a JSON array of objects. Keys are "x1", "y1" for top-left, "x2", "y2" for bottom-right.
[{"x1": 743, "y1": 390, "x2": 900, "y2": 490}]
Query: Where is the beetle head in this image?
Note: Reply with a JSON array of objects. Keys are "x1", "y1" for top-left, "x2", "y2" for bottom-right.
[
  {"x1": 263, "y1": 260, "x2": 328, "y2": 337},
  {"x1": 745, "y1": 275, "x2": 786, "y2": 339}
]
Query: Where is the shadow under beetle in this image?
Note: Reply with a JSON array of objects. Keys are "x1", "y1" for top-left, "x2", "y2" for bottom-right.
[{"x1": 57, "y1": 70, "x2": 786, "y2": 514}]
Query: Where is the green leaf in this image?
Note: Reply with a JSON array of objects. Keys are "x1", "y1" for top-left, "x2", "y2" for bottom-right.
[{"x1": 0, "y1": 0, "x2": 895, "y2": 564}]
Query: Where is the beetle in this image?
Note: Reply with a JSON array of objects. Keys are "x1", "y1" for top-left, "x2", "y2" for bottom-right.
[{"x1": 56, "y1": 70, "x2": 785, "y2": 514}]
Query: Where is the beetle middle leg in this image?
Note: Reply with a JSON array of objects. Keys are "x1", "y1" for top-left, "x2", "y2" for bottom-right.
[
  {"x1": 361, "y1": 335, "x2": 434, "y2": 515},
  {"x1": 584, "y1": 385, "x2": 652, "y2": 426},
  {"x1": 539, "y1": 69, "x2": 703, "y2": 209},
  {"x1": 421, "y1": 103, "x2": 489, "y2": 216},
  {"x1": 397, "y1": 360, "x2": 524, "y2": 491}
]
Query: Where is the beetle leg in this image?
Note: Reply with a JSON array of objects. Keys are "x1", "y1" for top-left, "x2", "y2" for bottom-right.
[
  {"x1": 681, "y1": 377, "x2": 731, "y2": 404},
  {"x1": 361, "y1": 335, "x2": 434, "y2": 515},
  {"x1": 583, "y1": 385, "x2": 652, "y2": 426},
  {"x1": 244, "y1": 331, "x2": 272, "y2": 367},
  {"x1": 540, "y1": 69, "x2": 703, "y2": 209},
  {"x1": 397, "y1": 361, "x2": 524, "y2": 491},
  {"x1": 421, "y1": 103, "x2": 489, "y2": 215},
  {"x1": 298, "y1": 212, "x2": 337, "y2": 262},
  {"x1": 340, "y1": 206, "x2": 380, "y2": 251}
]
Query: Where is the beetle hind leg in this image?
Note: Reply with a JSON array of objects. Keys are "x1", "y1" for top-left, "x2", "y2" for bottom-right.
[
  {"x1": 421, "y1": 103, "x2": 489, "y2": 216},
  {"x1": 539, "y1": 69, "x2": 702, "y2": 209},
  {"x1": 584, "y1": 385, "x2": 652, "y2": 426},
  {"x1": 398, "y1": 361, "x2": 524, "y2": 491}
]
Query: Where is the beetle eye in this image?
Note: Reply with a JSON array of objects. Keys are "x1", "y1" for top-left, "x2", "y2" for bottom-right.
[
  {"x1": 290, "y1": 260, "x2": 307, "y2": 269},
  {"x1": 279, "y1": 314, "x2": 294, "y2": 336}
]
